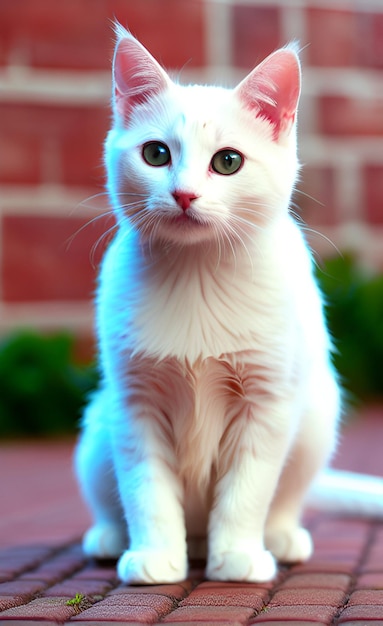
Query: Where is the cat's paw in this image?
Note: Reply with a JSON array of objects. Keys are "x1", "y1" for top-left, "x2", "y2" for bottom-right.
[
  {"x1": 206, "y1": 548, "x2": 277, "y2": 582},
  {"x1": 117, "y1": 549, "x2": 188, "y2": 584},
  {"x1": 266, "y1": 526, "x2": 313, "y2": 563},
  {"x1": 82, "y1": 522, "x2": 127, "y2": 559}
]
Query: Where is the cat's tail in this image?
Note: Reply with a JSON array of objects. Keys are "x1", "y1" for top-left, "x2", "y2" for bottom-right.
[{"x1": 307, "y1": 468, "x2": 383, "y2": 518}]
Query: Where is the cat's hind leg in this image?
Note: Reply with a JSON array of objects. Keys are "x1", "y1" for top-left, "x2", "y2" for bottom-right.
[
  {"x1": 265, "y1": 372, "x2": 340, "y2": 564},
  {"x1": 75, "y1": 389, "x2": 127, "y2": 559}
]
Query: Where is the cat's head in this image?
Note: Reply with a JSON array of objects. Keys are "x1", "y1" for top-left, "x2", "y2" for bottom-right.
[{"x1": 105, "y1": 25, "x2": 301, "y2": 248}]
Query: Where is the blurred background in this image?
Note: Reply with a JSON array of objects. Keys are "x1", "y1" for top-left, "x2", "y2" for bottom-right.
[{"x1": 0, "y1": 0, "x2": 382, "y2": 436}]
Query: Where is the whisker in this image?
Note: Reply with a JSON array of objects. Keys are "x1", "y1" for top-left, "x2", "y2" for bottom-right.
[
  {"x1": 294, "y1": 188, "x2": 325, "y2": 207},
  {"x1": 89, "y1": 222, "x2": 119, "y2": 268},
  {"x1": 225, "y1": 219, "x2": 255, "y2": 275},
  {"x1": 65, "y1": 210, "x2": 116, "y2": 253},
  {"x1": 301, "y1": 226, "x2": 342, "y2": 261}
]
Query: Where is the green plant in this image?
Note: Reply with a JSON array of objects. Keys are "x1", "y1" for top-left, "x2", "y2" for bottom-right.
[
  {"x1": 66, "y1": 593, "x2": 85, "y2": 606},
  {"x1": 0, "y1": 330, "x2": 98, "y2": 437},
  {"x1": 316, "y1": 254, "x2": 383, "y2": 402}
]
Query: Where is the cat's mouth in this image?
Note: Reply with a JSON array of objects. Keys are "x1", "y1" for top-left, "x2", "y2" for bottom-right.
[{"x1": 168, "y1": 211, "x2": 206, "y2": 227}]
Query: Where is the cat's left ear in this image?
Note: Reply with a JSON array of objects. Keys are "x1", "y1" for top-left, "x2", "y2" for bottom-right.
[
  {"x1": 235, "y1": 46, "x2": 301, "y2": 140},
  {"x1": 112, "y1": 25, "x2": 172, "y2": 121}
]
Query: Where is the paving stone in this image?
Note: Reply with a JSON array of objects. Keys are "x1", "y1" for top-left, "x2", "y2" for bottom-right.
[
  {"x1": 161, "y1": 605, "x2": 255, "y2": 623},
  {"x1": 69, "y1": 592, "x2": 174, "y2": 621},
  {"x1": 31, "y1": 554, "x2": 86, "y2": 582},
  {"x1": 42, "y1": 578, "x2": 113, "y2": 597},
  {"x1": 160, "y1": 622, "x2": 248, "y2": 626},
  {"x1": 355, "y1": 572, "x2": 383, "y2": 589},
  {"x1": 289, "y1": 558, "x2": 358, "y2": 575},
  {"x1": 0, "y1": 579, "x2": 46, "y2": 598},
  {"x1": 179, "y1": 585, "x2": 268, "y2": 609},
  {"x1": 69, "y1": 603, "x2": 161, "y2": 622},
  {"x1": 339, "y1": 622, "x2": 383, "y2": 626},
  {"x1": 348, "y1": 589, "x2": 383, "y2": 605},
  {"x1": 197, "y1": 579, "x2": 276, "y2": 591},
  {"x1": 269, "y1": 587, "x2": 347, "y2": 607},
  {"x1": 72, "y1": 564, "x2": 118, "y2": 581},
  {"x1": 0, "y1": 596, "x2": 77, "y2": 621},
  {"x1": 0, "y1": 595, "x2": 27, "y2": 611},
  {"x1": 248, "y1": 604, "x2": 338, "y2": 622},
  {"x1": 109, "y1": 581, "x2": 191, "y2": 598},
  {"x1": 0, "y1": 622, "x2": 61, "y2": 626},
  {"x1": 279, "y1": 572, "x2": 351, "y2": 590},
  {"x1": 250, "y1": 622, "x2": 329, "y2": 626},
  {"x1": 338, "y1": 604, "x2": 383, "y2": 622}
]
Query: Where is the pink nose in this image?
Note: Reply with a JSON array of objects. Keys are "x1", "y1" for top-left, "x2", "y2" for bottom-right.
[{"x1": 172, "y1": 191, "x2": 199, "y2": 212}]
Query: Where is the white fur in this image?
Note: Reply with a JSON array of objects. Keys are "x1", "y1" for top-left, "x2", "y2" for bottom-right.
[{"x1": 75, "y1": 29, "x2": 340, "y2": 584}]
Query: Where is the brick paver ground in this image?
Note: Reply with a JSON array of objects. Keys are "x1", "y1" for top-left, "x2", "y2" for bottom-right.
[{"x1": 2, "y1": 406, "x2": 383, "y2": 624}]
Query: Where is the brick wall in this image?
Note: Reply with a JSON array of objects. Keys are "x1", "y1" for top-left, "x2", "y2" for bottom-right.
[{"x1": 0, "y1": 0, "x2": 382, "y2": 357}]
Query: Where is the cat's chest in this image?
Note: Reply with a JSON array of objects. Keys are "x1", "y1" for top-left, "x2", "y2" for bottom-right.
[{"x1": 99, "y1": 236, "x2": 290, "y2": 363}]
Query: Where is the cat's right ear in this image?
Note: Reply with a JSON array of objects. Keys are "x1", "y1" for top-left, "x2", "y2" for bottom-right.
[{"x1": 112, "y1": 25, "x2": 171, "y2": 121}]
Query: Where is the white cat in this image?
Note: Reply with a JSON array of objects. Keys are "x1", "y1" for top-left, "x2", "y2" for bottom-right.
[{"x1": 75, "y1": 27, "x2": 379, "y2": 585}]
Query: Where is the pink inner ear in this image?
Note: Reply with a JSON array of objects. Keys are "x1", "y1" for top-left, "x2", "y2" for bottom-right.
[
  {"x1": 237, "y1": 50, "x2": 301, "y2": 139},
  {"x1": 113, "y1": 36, "x2": 169, "y2": 120}
]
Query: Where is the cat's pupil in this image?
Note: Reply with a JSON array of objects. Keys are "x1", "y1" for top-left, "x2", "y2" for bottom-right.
[
  {"x1": 211, "y1": 149, "x2": 243, "y2": 176},
  {"x1": 142, "y1": 142, "x2": 171, "y2": 167}
]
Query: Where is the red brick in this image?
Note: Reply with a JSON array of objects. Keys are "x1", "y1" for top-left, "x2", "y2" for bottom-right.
[
  {"x1": 374, "y1": 528, "x2": 383, "y2": 545},
  {"x1": 338, "y1": 604, "x2": 383, "y2": 622},
  {"x1": 65, "y1": 592, "x2": 174, "y2": 621},
  {"x1": 0, "y1": 1, "x2": 206, "y2": 71},
  {"x1": 356, "y1": 572, "x2": 383, "y2": 590},
  {"x1": 290, "y1": 557, "x2": 359, "y2": 576},
  {"x1": 0, "y1": 0, "x2": 109, "y2": 70},
  {"x1": 72, "y1": 564, "x2": 118, "y2": 582},
  {"x1": 339, "y1": 623, "x2": 383, "y2": 626},
  {"x1": 363, "y1": 165, "x2": 383, "y2": 224},
  {"x1": 249, "y1": 604, "x2": 338, "y2": 622},
  {"x1": 43, "y1": 578, "x2": 113, "y2": 597},
  {"x1": 0, "y1": 596, "x2": 26, "y2": 610},
  {"x1": 0, "y1": 102, "x2": 108, "y2": 186},
  {"x1": 348, "y1": 589, "x2": 383, "y2": 605},
  {"x1": 280, "y1": 573, "x2": 351, "y2": 590},
  {"x1": 0, "y1": 623, "x2": 61, "y2": 626},
  {"x1": 0, "y1": 548, "x2": 51, "y2": 577},
  {"x1": 356, "y1": 12, "x2": 383, "y2": 69},
  {"x1": 312, "y1": 519, "x2": 371, "y2": 544},
  {"x1": 0, "y1": 131, "x2": 41, "y2": 185},
  {"x1": 232, "y1": 5, "x2": 282, "y2": 68},
  {"x1": 251, "y1": 622, "x2": 329, "y2": 626},
  {"x1": 270, "y1": 587, "x2": 346, "y2": 607},
  {"x1": 1, "y1": 214, "x2": 114, "y2": 302},
  {"x1": 180, "y1": 585, "x2": 268, "y2": 609},
  {"x1": 0, "y1": 596, "x2": 77, "y2": 621},
  {"x1": 161, "y1": 605, "x2": 255, "y2": 623},
  {"x1": 296, "y1": 166, "x2": 337, "y2": 226},
  {"x1": 69, "y1": 602, "x2": 162, "y2": 623},
  {"x1": 198, "y1": 572, "x2": 276, "y2": 593},
  {"x1": 319, "y1": 97, "x2": 383, "y2": 137},
  {"x1": 196, "y1": 580, "x2": 274, "y2": 591},
  {"x1": 306, "y1": 8, "x2": 357, "y2": 66},
  {"x1": 109, "y1": 582, "x2": 189, "y2": 600},
  {"x1": 94, "y1": 592, "x2": 173, "y2": 613},
  {"x1": 32, "y1": 551, "x2": 87, "y2": 580},
  {"x1": 0, "y1": 579, "x2": 46, "y2": 597},
  {"x1": 108, "y1": 0, "x2": 206, "y2": 69}
]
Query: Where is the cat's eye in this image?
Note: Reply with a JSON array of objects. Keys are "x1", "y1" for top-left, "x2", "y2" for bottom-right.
[
  {"x1": 142, "y1": 142, "x2": 171, "y2": 167},
  {"x1": 211, "y1": 149, "x2": 243, "y2": 175}
]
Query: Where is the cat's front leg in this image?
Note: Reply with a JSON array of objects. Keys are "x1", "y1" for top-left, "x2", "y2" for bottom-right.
[
  {"x1": 206, "y1": 394, "x2": 294, "y2": 583},
  {"x1": 112, "y1": 412, "x2": 188, "y2": 584},
  {"x1": 110, "y1": 360, "x2": 190, "y2": 585}
]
